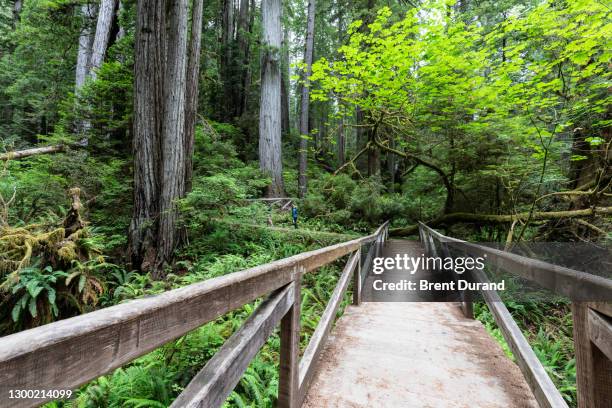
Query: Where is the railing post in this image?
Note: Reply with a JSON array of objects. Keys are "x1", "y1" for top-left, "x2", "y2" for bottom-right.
[
  {"x1": 572, "y1": 302, "x2": 612, "y2": 408},
  {"x1": 279, "y1": 278, "x2": 301, "y2": 408},
  {"x1": 459, "y1": 266, "x2": 474, "y2": 320},
  {"x1": 428, "y1": 234, "x2": 437, "y2": 258},
  {"x1": 353, "y1": 248, "x2": 362, "y2": 306},
  {"x1": 441, "y1": 239, "x2": 474, "y2": 319}
]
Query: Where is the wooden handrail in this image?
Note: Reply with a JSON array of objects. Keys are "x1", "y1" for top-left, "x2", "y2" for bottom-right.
[
  {"x1": 0, "y1": 221, "x2": 389, "y2": 408},
  {"x1": 170, "y1": 283, "x2": 295, "y2": 408},
  {"x1": 418, "y1": 222, "x2": 612, "y2": 408},
  {"x1": 418, "y1": 222, "x2": 612, "y2": 301},
  {"x1": 472, "y1": 268, "x2": 568, "y2": 408},
  {"x1": 298, "y1": 250, "x2": 360, "y2": 404}
]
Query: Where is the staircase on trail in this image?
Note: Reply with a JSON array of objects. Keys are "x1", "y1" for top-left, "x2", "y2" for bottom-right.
[{"x1": 0, "y1": 223, "x2": 610, "y2": 408}]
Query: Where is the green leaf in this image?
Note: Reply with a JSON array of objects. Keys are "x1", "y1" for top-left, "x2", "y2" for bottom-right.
[
  {"x1": 78, "y1": 274, "x2": 86, "y2": 293},
  {"x1": 26, "y1": 281, "x2": 43, "y2": 298},
  {"x1": 47, "y1": 287, "x2": 56, "y2": 305},
  {"x1": 65, "y1": 271, "x2": 80, "y2": 286},
  {"x1": 28, "y1": 297, "x2": 38, "y2": 318},
  {"x1": 585, "y1": 137, "x2": 604, "y2": 146},
  {"x1": 11, "y1": 304, "x2": 21, "y2": 322}
]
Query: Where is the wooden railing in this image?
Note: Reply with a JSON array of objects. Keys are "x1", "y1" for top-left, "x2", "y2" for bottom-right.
[
  {"x1": 419, "y1": 222, "x2": 612, "y2": 408},
  {"x1": 0, "y1": 222, "x2": 389, "y2": 408}
]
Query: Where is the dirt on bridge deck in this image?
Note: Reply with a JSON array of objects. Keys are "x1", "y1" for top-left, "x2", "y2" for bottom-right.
[
  {"x1": 302, "y1": 302, "x2": 538, "y2": 408},
  {"x1": 302, "y1": 239, "x2": 538, "y2": 408}
]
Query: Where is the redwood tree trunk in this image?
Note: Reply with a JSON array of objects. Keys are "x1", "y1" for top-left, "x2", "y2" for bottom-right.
[
  {"x1": 240, "y1": 0, "x2": 255, "y2": 117},
  {"x1": 130, "y1": 0, "x2": 191, "y2": 276},
  {"x1": 129, "y1": 0, "x2": 165, "y2": 271},
  {"x1": 155, "y1": 0, "x2": 189, "y2": 274},
  {"x1": 297, "y1": 0, "x2": 316, "y2": 198},
  {"x1": 236, "y1": 0, "x2": 250, "y2": 118},
  {"x1": 75, "y1": 4, "x2": 96, "y2": 90},
  {"x1": 89, "y1": 0, "x2": 117, "y2": 79},
  {"x1": 185, "y1": 0, "x2": 204, "y2": 193},
  {"x1": 221, "y1": 0, "x2": 235, "y2": 120},
  {"x1": 281, "y1": 29, "x2": 290, "y2": 137},
  {"x1": 259, "y1": 0, "x2": 285, "y2": 197}
]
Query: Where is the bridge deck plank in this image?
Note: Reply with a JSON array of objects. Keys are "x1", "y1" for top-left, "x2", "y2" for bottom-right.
[{"x1": 302, "y1": 240, "x2": 539, "y2": 408}]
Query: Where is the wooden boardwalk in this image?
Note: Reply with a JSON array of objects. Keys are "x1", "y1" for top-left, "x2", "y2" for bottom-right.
[
  {"x1": 303, "y1": 240, "x2": 539, "y2": 407},
  {"x1": 1, "y1": 224, "x2": 609, "y2": 408}
]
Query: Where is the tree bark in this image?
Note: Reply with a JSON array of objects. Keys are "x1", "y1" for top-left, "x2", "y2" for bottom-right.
[
  {"x1": 236, "y1": 0, "x2": 250, "y2": 118},
  {"x1": 281, "y1": 29, "x2": 291, "y2": 137},
  {"x1": 130, "y1": 0, "x2": 191, "y2": 276},
  {"x1": 242, "y1": 0, "x2": 256, "y2": 117},
  {"x1": 355, "y1": 107, "x2": 367, "y2": 172},
  {"x1": 259, "y1": 0, "x2": 285, "y2": 197},
  {"x1": 185, "y1": 0, "x2": 204, "y2": 193},
  {"x1": 298, "y1": 0, "x2": 316, "y2": 198},
  {"x1": 89, "y1": 0, "x2": 118, "y2": 80},
  {"x1": 386, "y1": 140, "x2": 396, "y2": 192},
  {"x1": 337, "y1": 117, "x2": 345, "y2": 166},
  {"x1": 12, "y1": 0, "x2": 22, "y2": 25},
  {"x1": 221, "y1": 0, "x2": 235, "y2": 120},
  {"x1": 155, "y1": 0, "x2": 190, "y2": 274},
  {"x1": 129, "y1": 0, "x2": 165, "y2": 272},
  {"x1": 117, "y1": 1, "x2": 126, "y2": 40},
  {"x1": 75, "y1": 4, "x2": 96, "y2": 90},
  {"x1": 367, "y1": 135, "x2": 380, "y2": 176}
]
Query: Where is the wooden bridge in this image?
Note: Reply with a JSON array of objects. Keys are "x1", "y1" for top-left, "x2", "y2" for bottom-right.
[{"x1": 0, "y1": 222, "x2": 611, "y2": 408}]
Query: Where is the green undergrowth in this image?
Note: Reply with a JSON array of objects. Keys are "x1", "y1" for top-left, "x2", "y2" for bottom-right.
[{"x1": 45, "y1": 221, "x2": 354, "y2": 408}]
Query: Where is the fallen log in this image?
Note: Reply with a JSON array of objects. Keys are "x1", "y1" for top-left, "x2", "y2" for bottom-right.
[
  {"x1": 0, "y1": 144, "x2": 65, "y2": 161},
  {"x1": 390, "y1": 206, "x2": 612, "y2": 237}
]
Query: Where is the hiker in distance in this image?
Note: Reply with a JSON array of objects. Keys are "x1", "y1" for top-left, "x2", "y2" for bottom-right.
[{"x1": 292, "y1": 205, "x2": 298, "y2": 229}]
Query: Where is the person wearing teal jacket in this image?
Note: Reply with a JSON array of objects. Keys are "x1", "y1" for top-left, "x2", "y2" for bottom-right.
[{"x1": 291, "y1": 205, "x2": 298, "y2": 229}]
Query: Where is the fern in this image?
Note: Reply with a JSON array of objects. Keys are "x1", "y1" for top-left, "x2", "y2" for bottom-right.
[{"x1": 123, "y1": 399, "x2": 167, "y2": 408}]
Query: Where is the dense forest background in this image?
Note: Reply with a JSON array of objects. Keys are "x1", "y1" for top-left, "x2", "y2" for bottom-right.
[{"x1": 0, "y1": 0, "x2": 610, "y2": 406}]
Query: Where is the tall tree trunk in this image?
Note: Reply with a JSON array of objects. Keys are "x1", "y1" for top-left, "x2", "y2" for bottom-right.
[
  {"x1": 117, "y1": 1, "x2": 125, "y2": 40},
  {"x1": 89, "y1": 0, "x2": 118, "y2": 79},
  {"x1": 12, "y1": 0, "x2": 22, "y2": 25},
  {"x1": 221, "y1": 0, "x2": 235, "y2": 120},
  {"x1": 240, "y1": 0, "x2": 256, "y2": 117},
  {"x1": 185, "y1": 0, "x2": 204, "y2": 193},
  {"x1": 129, "y1": 0, "x2": 165, "y2": 271},
  {"x1": 155, "y1": 0, "x2": 189, "y2": 274},
  {"x1": 297, "y1": 0, "x2": 316, "y2": 198},
  {"x1": 236, "y1": 0, "x2": 250, "y2": 118},
  {"x1": 259, "y1": 0, "x2": 285, "y2": 197},
  {"x1": 281, "y1": 29, "x2": 290, "y2": 137},
  {"x1": 386, "y1": 145, "x2": 395, "y2": 192},
  {"x1": 337, "y1": 116, "x2": 345, "y2": 166},
  {"x1": 74, "y1": 4, "x2": 97, "y2": 140},
  {"x1": 367, "y1": 130, "x2": 380, "y2": 176},
  {"x1": 355, "y1": 106, "x2": 367, "y2": 171},
  {"x1": 75, "y1": 4, "x2": 96, "y2": 90}
]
